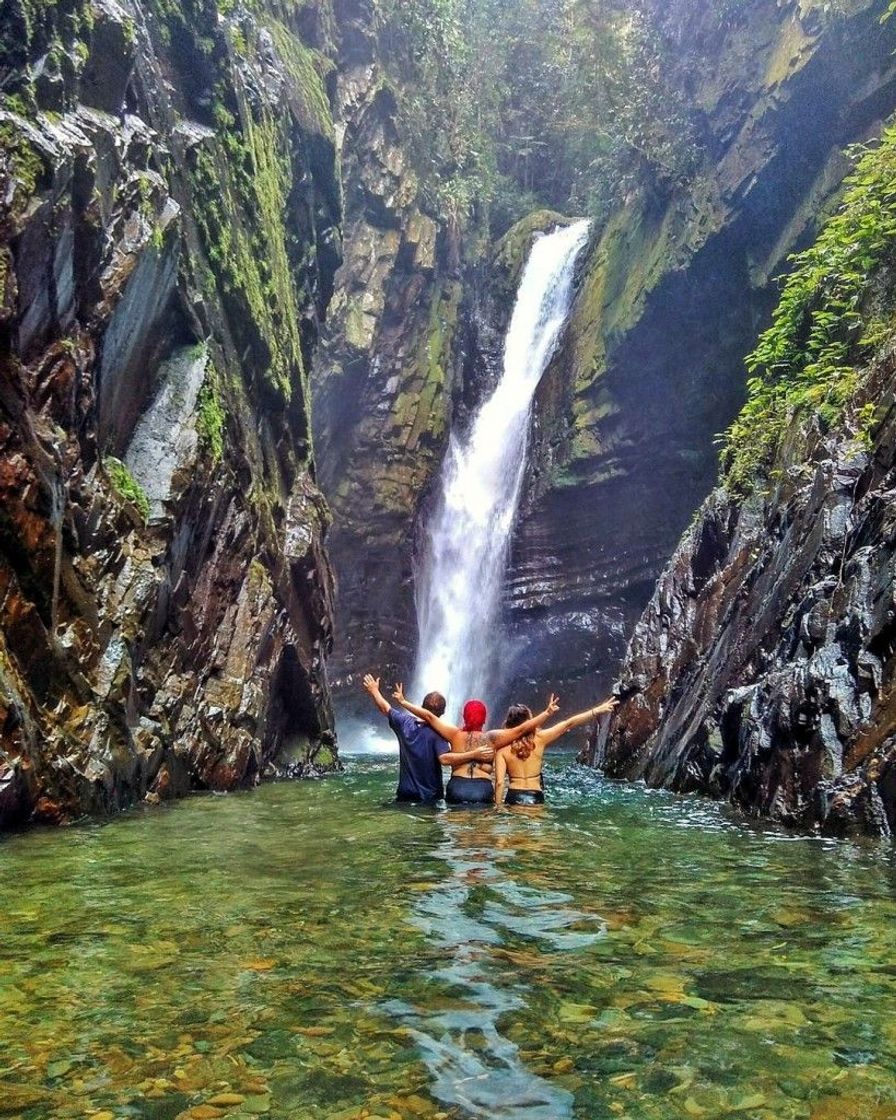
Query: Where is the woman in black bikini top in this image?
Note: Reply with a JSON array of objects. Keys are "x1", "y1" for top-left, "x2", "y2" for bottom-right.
[
  {"x1": 495, "y1": 697, "x2": 619, "y2": 806},
  {"x1": 392, "y1": 686, "x2": 559, "y2": 804}
]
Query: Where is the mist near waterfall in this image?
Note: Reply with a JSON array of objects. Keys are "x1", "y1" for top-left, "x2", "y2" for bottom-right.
[{"x1": 412, "y1": 221, "x2": 591, "y2": 717}]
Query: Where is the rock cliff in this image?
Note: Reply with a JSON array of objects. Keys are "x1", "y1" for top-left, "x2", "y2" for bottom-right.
[
  {"x1": 0, "y1": 0, "x2": 342, "y2": 826},
  {"x1": 311, "y1": 3, "x2": 464, "y2": 699},
  {"x1": 595, "y1": 126, "x2": 896, "y2": 838},
  {"x1": 507, "y1": 0, "x2": 896, "y2": 707},
  {"x1": 596, "y1": 350, "x2": 896, "y2": 838}
]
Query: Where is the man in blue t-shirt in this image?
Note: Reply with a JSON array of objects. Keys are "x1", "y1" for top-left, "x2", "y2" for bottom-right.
[{"x1": 362, "y1": 674, "x2": 447, "y2": 803}]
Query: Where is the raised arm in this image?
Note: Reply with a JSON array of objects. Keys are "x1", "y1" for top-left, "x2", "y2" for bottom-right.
[
  {"x1": 392, "y1": 682, "x2": 459, "y2": 743},
  {"x1": 362, "y1": 673, "x2": 390, "y2": 716},
  {"x1": 487, "y1": 694, "x2": 560, "y2": 749},
  {"x1": 538, "y1": 697, "x2": 618, "y2": 748}
]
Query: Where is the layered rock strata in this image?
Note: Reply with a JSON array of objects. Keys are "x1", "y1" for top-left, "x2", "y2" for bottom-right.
[
  {"x1": 0, "y1": 0, "x2": 342, "y2": 826},
  {"x1": 594, "y1": 351, "x2": 896, "y2": 839},
  {"x1": 507, "y1": 0, "x2": 896, "y2": 707},
  {"x1": 311, "y1": 6, "x2": 464, "y2": 700}
]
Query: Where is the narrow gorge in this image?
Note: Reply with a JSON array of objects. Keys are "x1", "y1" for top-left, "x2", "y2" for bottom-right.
[
  {"x1": 8, "y1": 2, "x2": 896, "y2": 1118},
  {"x1": 3, "y1": 0, "x2": 896, "y2": 840},
  {"x1": 316, "y1": 0, "x2": 896, "y2": 724}
]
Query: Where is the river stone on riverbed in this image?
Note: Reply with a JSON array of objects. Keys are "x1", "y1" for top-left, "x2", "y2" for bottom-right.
[{"x1": 2, "y1": 763, "x2": 896, "y2": 1118}]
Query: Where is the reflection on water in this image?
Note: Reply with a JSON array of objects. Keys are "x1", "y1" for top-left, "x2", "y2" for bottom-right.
[
  {"x1": 2, "y1": 754, "x2": 896, "y2": 1119},
  {"x1": 383, "y1": 813, "x2": 604, "y2": 1117}
]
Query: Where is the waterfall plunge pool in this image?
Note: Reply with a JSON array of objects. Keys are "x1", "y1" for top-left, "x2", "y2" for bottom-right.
[{"x1": 2, "y1": 753, "x2": 896, "y2": 1120}]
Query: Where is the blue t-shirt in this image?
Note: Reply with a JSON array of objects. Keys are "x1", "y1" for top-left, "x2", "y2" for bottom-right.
[{"x1": 387, "y1": 707, "x2": 445, "y2": 803}]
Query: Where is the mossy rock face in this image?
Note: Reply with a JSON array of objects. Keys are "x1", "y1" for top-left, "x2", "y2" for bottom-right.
[
  {"x1": 264, "y1": 17, "x2": 335, "y2": 141},
  {"x1": 104, "y1": 456, "x2": 150, "y2": 522},
  {"x1": 310, "y1": 37, "x2": 471, "y2": 694},
  {"x1": 0, "y1": 115, "x2": 47, "y2": 226},
  {"x1": 0, "y1": 0, "x2": 343, "y2": 827},
  {"x1": 490, "y1": 209, "x2": 577, "y2": 303}
]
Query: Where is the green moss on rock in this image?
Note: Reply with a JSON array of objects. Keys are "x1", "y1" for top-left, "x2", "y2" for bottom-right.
[
  {"x1": 491, "y1": 209, "x2": 574, "y2": 297},
  {"x1": 105, "y1": 456, "x2": 150, "y2": 522},
  {"x1": 0, "y1": 115, "x2": 45, "y2": 221},
  {"x1": 189, "y1": 111, "x2": 304, "y2": 403},
  {"x1": 197, "y1": 365, "x2": 225, "y2": 463},
  {"x1": 264, "y1": 18, "x2": 334, "y2": 141}
]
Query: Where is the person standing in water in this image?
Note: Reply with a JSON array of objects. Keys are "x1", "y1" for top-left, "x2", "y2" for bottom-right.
[
  {"x1": 392, "y1": 685, "x2": 560, "y2": 804},
  {"x1": 494, "y1": 697, "x2": 619, "y2": 805},
  {"x1": 362, "y1": 674, "x2": 494, "y2": 805}
]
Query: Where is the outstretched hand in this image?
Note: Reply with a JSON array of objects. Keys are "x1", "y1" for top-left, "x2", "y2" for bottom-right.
[
  {"x1": 392, "y1": 682, "x2": 406, "y2": 704},
  {"x1": 545, "y1": 693, "x2": 560, "y2": 716},
  {"x1": 594, "y1": 697, "x2": 619, "y2": 716},
  {"x1": 362, "y1": 674, "x2": 381, "y2": 695}
]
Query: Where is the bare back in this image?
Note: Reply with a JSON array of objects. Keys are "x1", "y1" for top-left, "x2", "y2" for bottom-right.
[
  {"x1": 449, "y1": 730, "x2": 494, "y2": 779},
  {"x1": 502, "y1": 732, "x2": 547, "y2": 790}
]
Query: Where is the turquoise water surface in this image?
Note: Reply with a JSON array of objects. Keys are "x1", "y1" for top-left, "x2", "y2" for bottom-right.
[{"x1": 2, "y1": 753, "x2": 896, "y2": 1120}]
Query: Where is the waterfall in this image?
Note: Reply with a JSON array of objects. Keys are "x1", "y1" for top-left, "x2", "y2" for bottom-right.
[{"x1": 412, "y1": 219, "x2": 590, "y2": 714}]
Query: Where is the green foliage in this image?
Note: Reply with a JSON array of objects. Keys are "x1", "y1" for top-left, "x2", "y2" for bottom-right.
[
  {"x1": 377, "y1": 0, "x2": 702, "y2": 236},
  {"x1": 378, "y1": 0, "x2": 495, "y2": 225},
  {"x1": 105, "y1": 457, "x2": 150, "y2": 522},
  {"x1": 197, "y1": 368, "x2": 225, "y2": 463},
  {"x1": 720, "y1": 126, "x2": 896, "y2": 493}
]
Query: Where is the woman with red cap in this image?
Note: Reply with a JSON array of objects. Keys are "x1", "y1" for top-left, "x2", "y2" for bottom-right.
[{"x1": 392, "y1": 685, "x2": 559, "y2": 804}]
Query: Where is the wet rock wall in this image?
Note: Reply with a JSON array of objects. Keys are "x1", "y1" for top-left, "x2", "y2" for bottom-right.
[
  {"x1": 594, "y1": 349, "x2": 896, "y2": 839},
  {"x1": 507, "y1": 0, "x2": 896, "y2": 708},
  {"x1": 0, "y1": 0, "x2": 342, "y2": 826},
  {"x1": 311, "y1": 3, "x2": 465, "y2": 699}
]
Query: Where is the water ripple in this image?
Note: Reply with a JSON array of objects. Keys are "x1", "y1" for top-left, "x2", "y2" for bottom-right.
[{"x1": 379, "y1": 815, "x2": 605, "y2": 1118}]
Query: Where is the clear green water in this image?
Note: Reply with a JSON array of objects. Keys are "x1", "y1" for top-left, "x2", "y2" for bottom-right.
[{"x1": 2, "y1": 754, "x2": 896, "y2": 1120}]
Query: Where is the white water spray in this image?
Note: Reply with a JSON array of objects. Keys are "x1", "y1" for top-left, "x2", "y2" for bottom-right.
[{"x1": 412, "y1": 220, "x2": 590, "y2": 712}]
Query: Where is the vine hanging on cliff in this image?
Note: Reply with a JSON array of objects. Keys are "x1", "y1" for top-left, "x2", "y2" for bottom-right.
[{"x1": 720, "y1": 124, "x2": 896, "y2": 494}]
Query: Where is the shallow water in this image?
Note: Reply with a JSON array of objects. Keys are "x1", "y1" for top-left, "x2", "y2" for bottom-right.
[{"x1": 2, "y1": 755, "x2": 896, "y2": 1120}]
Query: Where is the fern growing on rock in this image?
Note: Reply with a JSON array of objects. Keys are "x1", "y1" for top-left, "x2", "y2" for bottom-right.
[{"x1": 721, "y1": 124, "x2": 896, "y2": 493}]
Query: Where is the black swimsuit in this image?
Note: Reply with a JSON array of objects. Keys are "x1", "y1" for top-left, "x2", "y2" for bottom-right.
[
  {"x1": 445, "y1": 733, "x2": 494, "y2": 805},
  {"x1": 504, "y1": 752, "x2": 546, "y2": 806},
  {"x1": 505, "y1": 768, "x2": 545, "y2": 806},
  {"x1": 505, "y1": 787, "x2": 544, "y2": 806}
]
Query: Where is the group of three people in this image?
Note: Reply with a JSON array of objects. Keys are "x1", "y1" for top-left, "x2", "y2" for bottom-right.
[{"x1": 362, "y1": 674, "x2": 617, "y2": 806}]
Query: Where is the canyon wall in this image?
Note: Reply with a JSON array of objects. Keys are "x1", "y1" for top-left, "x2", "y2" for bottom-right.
[
  {"x1": 507, "y1": 0, "x2": 896, "y2": 707},
  {"x1": 0, "y1": 0, "x2": 342, "y2": 826},
  {"x1": 593, "y1": 380, "x2": 896, "y2": 837},
  {"x1": 315, "y1": 0, "x2": 896, "y2": 716},
  {"x1": 593, "y1": 126, "x2": 896, "y2": 839},
  {"x1": 311, "y1": 2, "x2": 466, "y2": 701}
]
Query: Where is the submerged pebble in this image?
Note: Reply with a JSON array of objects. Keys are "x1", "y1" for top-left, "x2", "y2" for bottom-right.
[{"x1": 1, "y1": 760, "x2": 895, "y2": 1120}]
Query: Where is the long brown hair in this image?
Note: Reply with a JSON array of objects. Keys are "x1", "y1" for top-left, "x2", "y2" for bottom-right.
[{"x1": 504, "y1": 704, "x2": 535, "y2": 760}]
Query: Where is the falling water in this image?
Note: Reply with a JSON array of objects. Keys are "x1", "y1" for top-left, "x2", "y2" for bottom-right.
[{"x1": 412, "y1": 220, "x2": 590, "y2": 711}]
